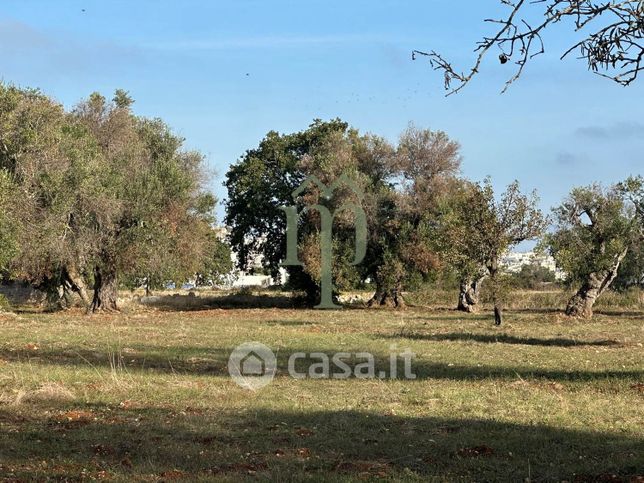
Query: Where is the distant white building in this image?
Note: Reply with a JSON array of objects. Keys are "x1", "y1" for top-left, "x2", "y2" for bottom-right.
[
  {"x1": 500, "y1": 251, "x2": 564, "y2": 280},
  {"x1": 215, "y1": 227, "x2": 285, "y2": 288},
  {"x1": 231, "y1": 274, "x2": 273, "y2": 288}
]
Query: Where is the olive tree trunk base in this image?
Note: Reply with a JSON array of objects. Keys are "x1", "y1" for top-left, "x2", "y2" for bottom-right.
[
  {"x1": 64, "y1": 266, "x2": 90, "y2": 309},
  {"x1": 90, "y1": 266, "x2": 118, "y2": 312},
  {"x1": 457, "y1": 278, "x2": 481, "y2": 313},
  {"x1": 565, "y1": 249, "x2": 627, "y2": 318},
  {"x1": 39, "y1": 267, "x2": 89, "y2": 312},
  {"x1": 368, "y1": 287, "x2": 406, "y2": 308},
  {"x1": 494, "y1": 305, "x2": 503, "y2": 326}
]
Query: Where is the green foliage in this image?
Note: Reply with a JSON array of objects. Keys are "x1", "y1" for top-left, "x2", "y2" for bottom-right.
[
  {"x1": 438, "y1": 179, "x2": 546, "y2": 280},
  {"x1": 195, "y1": 232, "x2": 233, "y2": 287},
  {"x1": 613, "y1": 176, "x2": 644, "y2": 291},
  {"x1": 613, "y1": 243, "x2": 644, "y2": 290},
  {"x1": 0, "y1": 169, "x2": 19, "y2": 272},
  {"x1": 545, "y1": 182, "x2": 641, "y2": 287},
  {"x1": 436, "y1": 179, "x2": 546, "y2": 321},
  {"x1": 109, "y1": 116, "x2": 218, "y2": 291},
  {"x1": 0, "y1": 82, "x2": 88, "y2": 286},
  {"x1": 225, "y1": 119, "x2": 349, "y2": 280},
  {"x1": 0, "y1": 83, "x2": 226, "y2": 309},
  {"x1": 480, "y1": 272, "x2": 514, "y2": 305},
  {"x1": 510, "y1": 263, "x2": 557, "y2": 289},
  {"x1": 225, "y1": 119, "x2": 376, "y2": 301},
  {"x1": 112, "y1": 89, "x2": 134, "y2": 109},
  {"x1": 225, "y1": 121, "x2": 461, "y2": 304}
]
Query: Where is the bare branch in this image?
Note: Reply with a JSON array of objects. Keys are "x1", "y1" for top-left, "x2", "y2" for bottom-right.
[{"x1": 414, "y1": 0, "x2": 644, "y2": 94}]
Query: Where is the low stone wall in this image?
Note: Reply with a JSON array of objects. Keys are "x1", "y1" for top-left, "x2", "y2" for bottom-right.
[{"x1": 0, "y1": 283, "x2": 46, "y2": 306}]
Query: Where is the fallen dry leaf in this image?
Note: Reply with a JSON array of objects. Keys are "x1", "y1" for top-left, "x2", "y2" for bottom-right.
[
  {"x1": 159, "y1": 469, "x2": 184, "y2": 479},
  {"x1": 296, "y1": 427, "x2": 314, "y2": 437},
  {"x1": 55, "y1": 410, "x2": 94, "y2": 423},
  {"x1": 296, "y1": 447, "x2": 311, "y2": 458},
  {"x1": 213, "y1": 462, "x2": 268, "y2": 475},
  {"x1": 91, "y1": 444, "x2": 115, "y2": 456},
  {"x1": 457, "y1": 445, "x2": 495, "y2": 457}
]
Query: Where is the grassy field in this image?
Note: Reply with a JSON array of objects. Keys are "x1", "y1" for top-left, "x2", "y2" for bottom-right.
[{"x1": 0, "y1": 292, "x2": 642, "y2": 481}]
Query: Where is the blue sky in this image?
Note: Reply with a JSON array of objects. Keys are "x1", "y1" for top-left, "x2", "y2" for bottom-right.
[{"x1": 1, "y1": 0, "x2": 642, "y2": 223}]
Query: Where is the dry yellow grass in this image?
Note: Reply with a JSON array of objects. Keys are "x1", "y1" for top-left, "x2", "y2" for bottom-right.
[{"x1": 0, "y1": 290, "x2": 642, "y2": 481}]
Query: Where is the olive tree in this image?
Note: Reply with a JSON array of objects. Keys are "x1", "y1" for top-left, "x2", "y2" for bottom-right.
[
  {"x1": 225, "y1": 121, "x2": 460, "y2": 307},
  {"x1": 1, "y1": 84, "x2": 221, "y2": 311},
  {"x1": 0, "y1": 83, "x2": 97, "y2": 308},
  {"x1": 72, "y1": 92, "x2": 217, "y2": 311},
  {"x1": 434, "y1": 185, "x2": 486, "y2": 313},
  {"x1": 440, "y1": 179, "x2": 546, "y2": 324},
  {"x1": 546, "y1": 177, "x2": 643, "y2": 317}
]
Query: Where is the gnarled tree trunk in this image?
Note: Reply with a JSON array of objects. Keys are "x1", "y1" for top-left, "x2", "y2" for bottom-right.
[
  {"x1": 38, "y1": 267, "x2": 89, "y2": 311},
  {"x1": 145, "y1": 276, "x2": 153, "y2": 297},
  {"x1": 63, "y1": 266, "x2": 90, "y2": 309},
  {"x1": 90, "y1": 265, "x2": 118, "y2": 312},
  {"x1": 42, "y1": 281, "x2": 65, "y2": 311},
  {"x1": 565, "y1": 248, "x2": 628, "y2": 318},
  {"x1": 487, "y1": 260, "x2": 503, "y2": 326},
  {"x1": 368, "y1": 281, "x2": 406, "y2": 308},
  {"x1": 457, "y1": 278, "x2": 481, "y2": 312},
  {"x1": 494, "y1": 304, "x2": 503, "y2": 326}
]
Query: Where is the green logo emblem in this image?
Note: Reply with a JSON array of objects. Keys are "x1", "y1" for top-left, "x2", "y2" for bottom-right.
[{"x1": 281, "y1": 174, "x2": 367, "y2": 309}]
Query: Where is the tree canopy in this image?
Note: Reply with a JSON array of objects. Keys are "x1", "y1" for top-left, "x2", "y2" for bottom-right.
[
  {"x1": 0, "y1": 83, "x2": 228, "y2": 311},
  {"x1": 436, "y1": 179, "x2": 546, "y2": 323},
  {"x1": 1, "y1": 83, "x2": 640, "y2": 322},
  {"x1": 545, "y1": 177, "x2": 642, "y2": 316},
  {"x1": 224, "y1": 120, "x2": 463, "y2": 307}
]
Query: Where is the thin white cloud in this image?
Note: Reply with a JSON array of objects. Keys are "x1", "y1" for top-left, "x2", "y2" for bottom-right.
[
  {"x1": 575, "y1": 121, "x2": 644, "y2": 140},
  {"x1": 555, "y1": 151, "x2": 591, "y2": 166},
  {"x1": 0, "y1": 19, "x2": 144, "y2": 78},
  {"x1": 0, "y1": 20, "x2": 50, "y2": 50},
  {"x1": 142, "y1": 34, "x2": 396, "y2": 51}
]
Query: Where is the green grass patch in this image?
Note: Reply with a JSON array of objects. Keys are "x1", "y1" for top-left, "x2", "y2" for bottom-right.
[{"x1": 0, "y1": 298, "x2": 642, "y2": 481}]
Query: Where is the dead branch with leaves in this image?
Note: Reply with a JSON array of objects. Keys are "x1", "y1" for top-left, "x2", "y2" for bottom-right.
[{"x1": 413, "y1": 0, "x2": 644, "y2": 94}]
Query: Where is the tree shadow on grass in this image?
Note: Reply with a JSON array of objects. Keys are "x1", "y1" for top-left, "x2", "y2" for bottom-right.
[
  {"x1": 139, "y1": 293, "x2": 306, "y2": 311},
  {"x1": 413, "y1": 308, "x2": 566, "y2": 321},
  {"x1": 393, "y1": 332, "x2": 622, "y2": 348},
  {"x1": 594, "y1": 309, "x2": 644, "y2": 318},
  {"x1": 263, "y1": 319, "x2": 319, "y2": 326},
  {"x1": 0, "y1": 406, "x2": 641, "y2": 481},
  {"x1": 502, "y1": 308, "x2": 644, "y2": 319},
  {"x1": 510, "y1": 307, "x2": 563, "y2": 314},
  {"x1": 0, "y1": 345, "x2": 640, "y2": 382},
  {"x1": 137, "y1": 294, "x2": 385, "y2": 312},
  {"x1": 414, "y1": 314, "x2": 493, "y2": 322}
]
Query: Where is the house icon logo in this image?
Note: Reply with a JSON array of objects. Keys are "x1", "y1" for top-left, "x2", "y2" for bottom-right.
[{"x1": 228, "y1": 342, "x2": 277, "y2": 390}]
